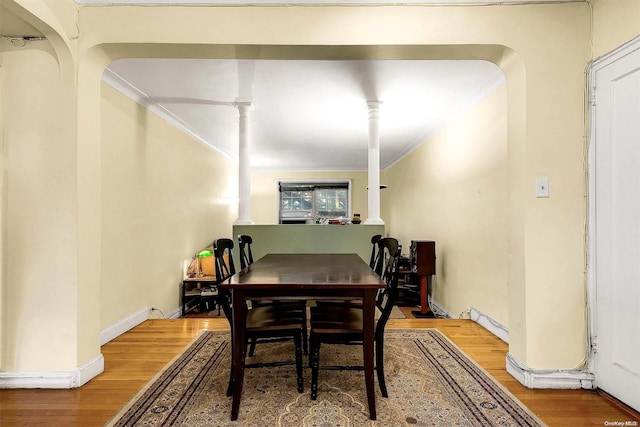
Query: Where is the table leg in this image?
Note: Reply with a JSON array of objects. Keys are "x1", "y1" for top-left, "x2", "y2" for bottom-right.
[
  {"x1": 363, "y1": 290, "x2": 377, "y2": 420},
  {"x1": 230, "y1": 289, "x2": 246, "y2": 421}
]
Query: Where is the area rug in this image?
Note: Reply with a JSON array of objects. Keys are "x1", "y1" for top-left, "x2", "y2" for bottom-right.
[{"x1": 107, "y1": 329, "x2": 545, "y2": 426}]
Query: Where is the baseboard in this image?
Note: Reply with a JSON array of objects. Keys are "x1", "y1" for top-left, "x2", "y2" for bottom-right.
[
  {"x1": 466, "y1": 308, "x2": 594, "y2": 389},
  {"x1": 101, "y1": 305, "x2": 182, "y2": 344},
  {"x1": 0, "y1": 353, "x2": 104, "y2": 389},
  {"x1": 506, "y1": 352, "x2": 595, "y2": 390},
  {"x1": 469, "y1": 307, "x2": 509, "y2": 343},
  {"x1": 0, "y1": 306, "x2": 182, "y2": 390},
  {"x1": 429, "y1": 298, "x2": 451, "y2": 318},
  {"x1": 167, "y1": 307, "x2": 182, "y2": 319},
  {"x1": 100, "y1": 307, "x2": 150, "y2": 345}
]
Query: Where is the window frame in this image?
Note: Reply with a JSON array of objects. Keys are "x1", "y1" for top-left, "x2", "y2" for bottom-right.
[{"x1": 277, "y1": 179, "x2": 352, "y2": 224}]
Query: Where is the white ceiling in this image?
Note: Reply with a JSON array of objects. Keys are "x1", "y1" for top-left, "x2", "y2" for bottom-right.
[{"x1": 105, "y1": 59, "x2": 505, "y2": 171}]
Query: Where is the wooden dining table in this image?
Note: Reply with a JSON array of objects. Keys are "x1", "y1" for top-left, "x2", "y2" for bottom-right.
[{"x1": 217, "y1": 253, "x2": 386, "y2": 421}]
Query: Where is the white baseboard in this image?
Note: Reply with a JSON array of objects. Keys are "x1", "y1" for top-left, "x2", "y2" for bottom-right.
[
  {"x1": 469, "y1": 307, "x2": 509, "y2": 343},
  {"x1": 506, "y1": 352, "x2": 595, "y2": 389},
  {"x1": 100, "y1": 305, "x2": 183, "y2": 343},
  {"x1": 167, "y1": 307, "x2": 182, "y2": 319},
  {"x1": 466, "y1": 307, "x2": 594, "y2": 389},
  {"x1": 0, "y1": 306, "x2": 184, "y2": 390},
  {"x1": 0, "y1": 353, "x2": 104, "y2": 389},
  {"x1": 100, "y1": 307, "x2": 150, "y2": 345},
  {"x1": 428, "y1": 298, "x2": 451, "y2": 318}
]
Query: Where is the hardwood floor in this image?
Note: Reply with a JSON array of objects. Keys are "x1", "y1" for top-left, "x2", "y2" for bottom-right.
[{"x1": 1, "y1": 309, "x2": 638, "y2": 426}]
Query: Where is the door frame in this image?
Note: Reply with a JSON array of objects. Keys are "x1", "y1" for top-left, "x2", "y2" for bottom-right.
[{"x1": 587, "y1": 35, "x2": 640, "y2": 386}]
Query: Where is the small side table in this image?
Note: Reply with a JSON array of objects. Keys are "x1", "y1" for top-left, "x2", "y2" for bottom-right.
[{"x1": 182, "y1": 276, "x2": 219, "y2": 316}]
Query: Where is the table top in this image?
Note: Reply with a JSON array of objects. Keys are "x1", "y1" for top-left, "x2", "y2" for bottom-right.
[{"x1": 218, "y1": 253, "x2": 385, "y2": 290}]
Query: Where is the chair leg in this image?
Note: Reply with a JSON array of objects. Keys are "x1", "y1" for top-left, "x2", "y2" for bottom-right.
[
  {"x1": 310, "y1": 335, "x2": 320, "y2": 400},
  {"x1": 226, "y1": 371, "x2": 233, "y2": 397},
  {"x1": 375, "y1": 336, "x2": 388, "y2": 398},
  {"x1": 294, "y1": 332, "x2": 304, "y2": 393},
  {"x1": 302, "y1": 325, "x2": 308, "y2": 356},
  {"x1": 248, "y1": 338, "x2": 257, "y2": 357},
  {"x1": 302, "y1": 303, "x2": 309, "y2": 355}
]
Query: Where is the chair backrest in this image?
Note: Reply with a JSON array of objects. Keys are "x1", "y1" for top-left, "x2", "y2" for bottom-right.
[
  {"x1": 373, "y1": 237, "x2": 400, "y2": 334},
  {"x1": 369, "y1": 234, "x2": 383, "y2": 269},
  {"x1": 238, "y1": 234, "x2": 254, "y2": 270},
  {"x1": 214, "y1": 238, "x2": 236, "y2": 281}
]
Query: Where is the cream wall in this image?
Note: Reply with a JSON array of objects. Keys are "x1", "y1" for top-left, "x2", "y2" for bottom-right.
[
  {"x1": 1, "y1": 0, "x2": 613, "y2": 386},
  {"x1": 71, "y1": 2, "x2": 590, "y2": 371},
  {"x1": 1, "y1": 41, "x2": 80, "y2": 371},
  {"x1": 0, "y1": 39, "x2": 238, "y2": 372},
  {"x1": 100, "y1": 83, "x2": 237, "y2": 328},
  {"x1": 250, "y1": 170, "x2": 368, "y2": 225},
  {"x1": 592, "y1": 0, "x2": 640, "y2": 58},
  {"x1": 383, "y1": 84, "x2": 508, "y2": 324}
]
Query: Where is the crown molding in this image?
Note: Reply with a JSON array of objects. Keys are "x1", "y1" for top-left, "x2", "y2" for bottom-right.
[
  {"x1": 101, "y1": 68, "x2": 235, "y2": 162},
  {"x1": 76, "y1": 0, "x2": 583, "y2": 5}
]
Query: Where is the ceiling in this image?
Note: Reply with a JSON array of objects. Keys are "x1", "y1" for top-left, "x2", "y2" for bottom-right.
[{"x1": 105, "y1": 58, "x2": 504, "y2": 171}]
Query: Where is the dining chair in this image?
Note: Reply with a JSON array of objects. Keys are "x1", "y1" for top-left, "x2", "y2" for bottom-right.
[
  {"x1": 236, "y1": 234, "x2": 309, "y2": 357},
  {"x1": 369, "y1": 234, "x2": 383, "y2": 269},
  {"x1": 238, "y1": 234, "x2": 254, "y2": 270},
  {"x1": 315, "y1": 233, "x2": 383, "y2": 311},
  {"x1": 309, "y1": 237, "x2": 400, "y2": 400},
  {"x1": 214, "y1": 238, "x2": 236, "y2": 281},
  {"x1": 214, "y1": 238, "x2": 305, "y2": 395}
]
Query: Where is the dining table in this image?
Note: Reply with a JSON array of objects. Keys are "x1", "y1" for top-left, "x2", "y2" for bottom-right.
[{"x1": 216, "y1": 253, "x2": 387, "y2": 421}]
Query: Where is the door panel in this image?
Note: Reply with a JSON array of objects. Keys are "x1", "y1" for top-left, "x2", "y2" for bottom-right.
[{"x1": 593, "y1": 43, "x2": 640, "y2": 412}]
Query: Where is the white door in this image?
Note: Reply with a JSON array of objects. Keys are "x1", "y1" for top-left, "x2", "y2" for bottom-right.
[{"x1": 591, "y1": 38, "x2": 640, "y2": 412}]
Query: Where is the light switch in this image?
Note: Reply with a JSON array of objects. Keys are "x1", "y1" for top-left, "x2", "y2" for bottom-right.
[{"x1": 536, "y1": 177, "x2": 549, "y2": 198}]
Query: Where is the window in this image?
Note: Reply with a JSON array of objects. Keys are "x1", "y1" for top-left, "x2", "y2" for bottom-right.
[{"x1": 279, "y1": 180, "x2": 350, "y2": 224}]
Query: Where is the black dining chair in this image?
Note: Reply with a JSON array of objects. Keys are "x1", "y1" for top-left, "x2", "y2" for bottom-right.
[
  {"x1": 238, "y1": 234, "x2": 254, "y2": 270},
  {"x1": 369, "y1": 234, "x2": 383, "y2": 269},
  {"x1": 214, "y1": 238, "x2": 236, "y2": 281},
  {"x1": 236, "y1": 234, "x2": 309, "y2": 357},
  {"x1": 315, "y1": 234, "x2": 384, "y2": 311},
  {"x1": 309, "y1": 237, "x2": 400, "y2": 400},
  {"x1": 214, "y1": 238, "x2": 305, "y2": 395}
]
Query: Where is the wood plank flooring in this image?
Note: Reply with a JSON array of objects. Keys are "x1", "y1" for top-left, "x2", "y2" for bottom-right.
[{"x1": 0, "y1": 308, "x2": 638, "y2": 426}]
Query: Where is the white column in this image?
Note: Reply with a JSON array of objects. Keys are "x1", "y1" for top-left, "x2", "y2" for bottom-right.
[
  {"x1": 234, "y1": 102, "x2": 254, "y2": 225},
  {"x1": 365, "y1": 101, "x2": 384, "y2": 225}
]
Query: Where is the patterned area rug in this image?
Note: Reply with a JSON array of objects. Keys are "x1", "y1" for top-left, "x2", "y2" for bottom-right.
[{"x1": 107, "y1": 329, "x2": 545, "y2": 426}]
